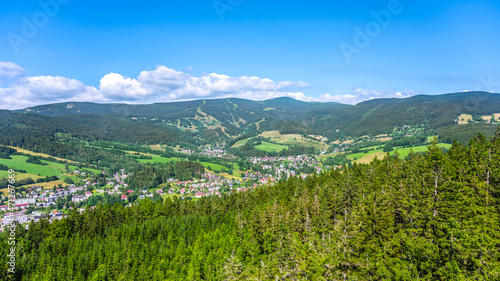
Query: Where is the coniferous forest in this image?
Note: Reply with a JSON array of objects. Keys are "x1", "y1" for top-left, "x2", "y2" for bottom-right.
[{"x1": 2, "y1": 132, "x2": 500, "y2": 280}]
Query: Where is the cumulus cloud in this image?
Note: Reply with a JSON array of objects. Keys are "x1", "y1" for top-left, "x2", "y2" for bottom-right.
[
  {"x1": 0, "y1": 62, "x2": 25, "y2": 82},
  {"x1": 0, "y1": 63, "x2": 312, "y2": 109},
  {"x1": 0, "y1": 62, "x2": 417, "y2": 109}
]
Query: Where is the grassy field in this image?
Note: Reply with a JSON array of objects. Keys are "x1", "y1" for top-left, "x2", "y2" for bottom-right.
[
  {"x1": 148, "y1": 144, "x2": 167, "y2": 152},
  {"x1": 0, "y1": 155, "x2": 66, "y2": 177},
  {"x1": 354, "y1": 152, "x2": 386, "y2": 164},
  {"x1": 22, "y1": 180, "x2": 67, "y2": 189},
  {"x1": 231, "y1": 138, "x2": 250, "y2": 148},
  {"x1": 161, "y1": 193, "x2": 179, "y2": 201},
  {"x1": 6, "y1": 146, "x2": 79, "y2": 163},
  {"x1": 390, "y1": 143, "x2": 452, "y2": 158},
  {"x1": 0, "y1": 170, "x2": 43, "y2": 181},
  {"x1": 200, "y1": 162, "x2": 227, "y2": 172},
  {"x1": 0, "y1": 179, "x2": 70, "y2": 195},
  {"x1": 40, "y1": 160, "x2": 80, "y2": 172},
  {"x1": 137, "y1": 155, "x2": 179, "y2": 164},
  {"x1": 348, "y1": 143, "x2": 452, "y2": 163},
  {"x1": 232, "y1": 131, "x2": 327, "y2": 150},
  {"x1": 255, "y1": 141, "x2": 288, "y2": 152},
  {"x1": 259, "y1": 131, "x2": 328, "y2": 150}
]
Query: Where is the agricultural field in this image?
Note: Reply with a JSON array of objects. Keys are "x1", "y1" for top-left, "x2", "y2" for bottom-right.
[
  {"x1": 347, "y1": 143, "x2": 452, "y2": 163},
  {"x1": 353, "y1": 152, "x2": 386, "y2": 164},
  {"x1": 0, "y1": 155, "x2": 68, "y2": 177},
  {"x1": 231, "y1": 138, "x2": 250, "y2": 148},
  {"x1": 22, "y1": 180, "x2": 67, "y2": 189},
  {"x1": 0, "y1": 170, "x2": 42, "y2": 181},
  {"x1": 136, "y1": 154, "x2": 179, "y2": 164},
  {"x1": 457, "y1": 114, "x2": 473, "y2": 124},
  {"x1": 255, "y1": 141, "x2": 288, "y2": 152},
  {"x1": 6, "y1": 146, "x2": 79, "y2": 163},
  {"x1": 389, "y1": 143, "x2": 452, "y2": 158},
  {"x1": 258, "y1": 131, "x2": 328, "y2": 149},
  {"x1": 482, "y1": 115, "x2": 493, "y2": 122},
  {"x1": 199, "y1": 162, "x2": 227, "y2": 172},
  {"x1": 148, "y1": 144, "x2": 168, "y2": 152}
]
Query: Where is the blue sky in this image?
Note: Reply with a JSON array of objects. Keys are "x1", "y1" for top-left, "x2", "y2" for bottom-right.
[{"x1": 1, "y1": 0, "x2": 499, "y2": 109}]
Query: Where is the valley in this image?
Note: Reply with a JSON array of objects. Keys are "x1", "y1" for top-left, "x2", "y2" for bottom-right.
[{"x1": 1, "y1": 92, "x2": 500, "y2": 280}]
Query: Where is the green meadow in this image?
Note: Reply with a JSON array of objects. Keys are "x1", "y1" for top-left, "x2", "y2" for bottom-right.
[
  {"x1": 0, "y1": 155, "x2": 65, "y2": 177},
  {"x1": 231, "y1": 138, "x2": 250, "y2": 148},
  {"x1": 0, "y1": 170, "x2": 43, "y2": 181},
  {"x1": 347, "y1": 143, "x2": 452, "y2": 160},
  {"x1": 255, "y1": 141, "x2": 288, "y2": 152},
  {"x1": 200, "y1": 162, "x2": 227, "y2": 172},
  {"x1": 136, "y1": 155, "x2": 179, "y2": 164},
  {"x1": 390, "y1": 143, "x2": 452, "y2": 158}
]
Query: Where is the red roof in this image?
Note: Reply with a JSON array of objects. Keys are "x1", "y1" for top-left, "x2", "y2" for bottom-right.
[
  {"x1": 15, "y1": 203, "x2": 29, "y2": 207},
  {"x1": 127, "y1": 190, "x2": 134, "y2": 193},
  {"x1": 121, "y1": 195, "x2": 127, "y2": 198}
]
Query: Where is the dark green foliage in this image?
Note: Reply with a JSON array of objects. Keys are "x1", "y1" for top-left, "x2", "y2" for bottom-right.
[
  {"x1": 383, "y1": 143, "x2": 394, "y2": 152},
  {"x1": 2, "y1": 131, "x2": 500, "y2": 280},
  {"x1": 302, "y1": 91, "x2": 500, "y2": 137},
  {"x1": 8, "y1": 92, "x2": 500, "y2": 147},
  {"x1": 26, "y1": 156, "x2": 45, "y2": 165},
  {"x1": 64, "y1": 177, "x2": 74, "y2": 184},
  {"x1": 0, "y1": 152, "x2": 10, "y2": 159}
]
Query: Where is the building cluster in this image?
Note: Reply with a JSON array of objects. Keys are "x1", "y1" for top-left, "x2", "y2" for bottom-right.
[
  {"x1": 251, "y1": 155, "x2": 323, "y2": 179},
  {"x1": 199, "y1": 147, "x2": 234, "y2": 159},
  {"x1": 0, "y1": 170, "x2": 132, "y2": 229}
]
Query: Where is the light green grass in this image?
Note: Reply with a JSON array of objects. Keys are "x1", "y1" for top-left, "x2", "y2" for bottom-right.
[
  {"x1": 137, "y1": 155, "x2": 179, "y2": 164},
  {"x1": 0, "y1": 155, "x2": 64, "y2": 177},
  {"x1": 231, "y1": 138, "x2": 251, "y2": 148},
  {"x1": 0, "y1": 170, "x2": 43, "y2": 180},
  {"x1": 200, "y1": 162, "x2": 226, "y2": 172},
  {"x1": 255, "y1": 141, "x2": 288, "y2": 152},
  {"x1": 59, "y1": 175, "x2": 81, "y2": 183},
  {"x1": 390, "y1": 143, "x2": 452, "y2": 158},
  {"x1": 40, "y1": 160, "x2": 80, "y2": 171},
  {"x1": 161, "y1": 194, "x2": 179, "y2": 201},
  {"x1": 348, "y1": 143, "x2": 452, "y2": 160}
]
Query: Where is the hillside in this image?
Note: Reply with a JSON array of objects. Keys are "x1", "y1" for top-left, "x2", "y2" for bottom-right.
[
  {"x1": 302, "y1": 91, "x2": 500, "y2": 137},
  {"x1": 0, "y1": 110, "x2": 193, "y2": 147},
  {"x1": 2, "y1": 134, "x2": 500, "y2": 280},
  {"x1": 16, "y1": 98, "x2": 348, "y2": 140},
  {"x1": 12, "y1": 92, "x2": 500, "y2": 147}
]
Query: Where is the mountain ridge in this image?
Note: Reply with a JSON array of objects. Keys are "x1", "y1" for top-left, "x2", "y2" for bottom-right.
[{"x1": 11, "y1": 91, "x2": 500, "y2": 143}]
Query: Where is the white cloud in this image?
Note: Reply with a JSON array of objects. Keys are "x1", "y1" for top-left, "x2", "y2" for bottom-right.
[
  {"x1": 320, "y1": 88, "x2": 416, "y2": 104},
  {"x1": 0, "y1": 62, "x2": 25, "y2": 80},
  {"x1": 0, "y1": 64, "x2": 313, "y2": 109},
  {"x1": 319, "y1": 94, "x2": 358, "y2": 104},
  {"x1": 0, "y1": 62, "x2": 417, "y2": 109}
]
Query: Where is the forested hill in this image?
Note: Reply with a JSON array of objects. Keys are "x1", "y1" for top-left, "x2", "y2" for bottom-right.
[
  {"x1": 301, "y1": 91, "x2": 500, "y2": 136},
  {"x1": 2, "y1": 132, "x2": 500, "y2": 280},
  {"x1": 15, "y1": 92, "x2": 500, "y2": 140},
  {"x1": 0, "y1": 110, "x2": 192, "y2": 146},
  {"x1": 16, "y1": 98, "x2": 349, "y2": 118}
]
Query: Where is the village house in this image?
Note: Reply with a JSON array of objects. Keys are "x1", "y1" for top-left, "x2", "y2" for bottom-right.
[
  {"x1": 72, "y1": 195, "x2": 86, "y2": 203},
  {"x1": 3, "y1": 212, "x2": 29, "y2": 225}
]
